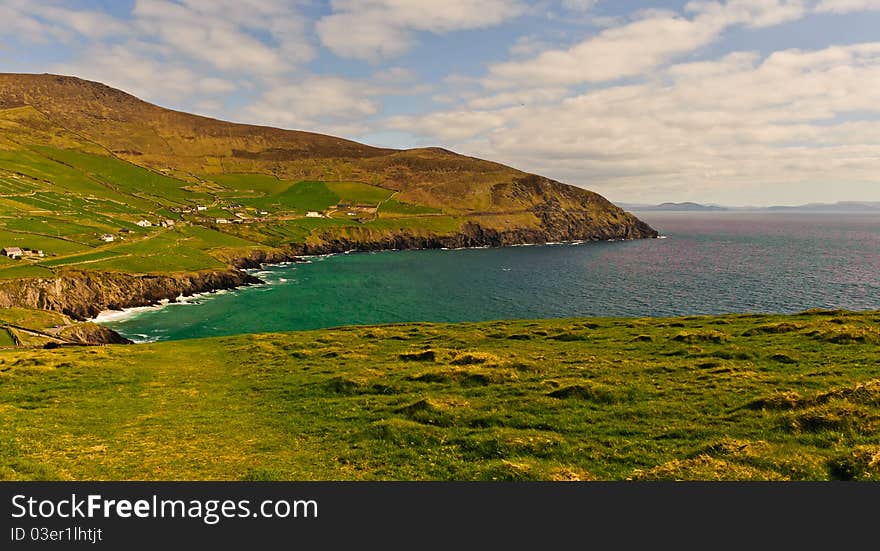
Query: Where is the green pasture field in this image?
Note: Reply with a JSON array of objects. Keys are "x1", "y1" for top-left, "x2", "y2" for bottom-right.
[
  {"x1": 2, "y1": 311, "x2": 878, "y2": 481},
  {"x1": 325, "y1": 182, "x2": 395, "y2": 205}
]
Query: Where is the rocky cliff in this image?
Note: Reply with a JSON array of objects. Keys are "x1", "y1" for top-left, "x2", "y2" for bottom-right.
[
  {"x1": 56, "y1": 322, "x2": 134, "y2": 345},
  {"x1": 0, "y1": 269, "x2": 261, "y2": 321}
]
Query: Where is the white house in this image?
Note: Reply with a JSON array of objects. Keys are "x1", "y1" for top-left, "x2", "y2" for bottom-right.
[
  {"x1": 306, "y1": 211, "x2": 323, "y2": 218},
  {"x1": 136, "y1": 220, "x2": 152, "y2": 227},
  {"x1": 160, "y1": 219, "x2": 176, "y2": 227},
  {"x1": 197, "y1": 206, "x2": 208, "y2": 211},
  {"x1": 100, "y1": 234, "x2": 115, "y2": 242},
  {"x1": 215, "y1": 218, "x2": 229, "y2": 224},
  {"x1": 2, "y1": 247, "x2": 23, "y2": 259}
]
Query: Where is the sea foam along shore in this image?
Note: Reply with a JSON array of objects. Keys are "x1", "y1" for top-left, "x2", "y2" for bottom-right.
[
  {"x1": 91, "y1": 290, "x2": 233, "y2": 328},
  {"x1": 89, "y1": 263, "x2": 305, "y2": 333}
]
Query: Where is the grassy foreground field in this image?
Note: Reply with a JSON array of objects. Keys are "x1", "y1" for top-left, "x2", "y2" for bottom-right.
[{"x1": 1, "y1": 310, "x2": 879, "y2": 481}]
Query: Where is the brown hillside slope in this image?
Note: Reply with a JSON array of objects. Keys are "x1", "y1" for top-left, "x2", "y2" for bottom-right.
[{"x1": 0, "y1": 73, "x2": 656, "y2": 238}]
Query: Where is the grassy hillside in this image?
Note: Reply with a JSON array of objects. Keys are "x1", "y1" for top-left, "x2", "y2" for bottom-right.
[
  {"x1": 0, "y1": 73, "x2": 654, "y2": 283},
  {"x1": 1, "y1": 310, "x2": 878, "y2": 481}
]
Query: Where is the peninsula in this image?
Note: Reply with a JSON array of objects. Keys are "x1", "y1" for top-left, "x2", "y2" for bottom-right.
[{"x1": 0, "y1": 73, "x2": 655, "y2": 330}]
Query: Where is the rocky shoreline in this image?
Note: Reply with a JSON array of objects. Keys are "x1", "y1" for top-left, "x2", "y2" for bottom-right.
[
  {"x1": 227, "y1": 218, "x2": 659, "y2": 267},
  {"x1": 0, "y1": 269, "x2": 262, "y2": 322},
  {"x1": 0, "y1": 217, "x2": 658, "y2": 345}
]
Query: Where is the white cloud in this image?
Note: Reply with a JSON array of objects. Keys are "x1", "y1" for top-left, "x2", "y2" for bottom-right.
[
  {"x1": 11, "y1": 0, "x2": 317, "y2": 122},
  {"x1": 466, "y1": 87, "x2": 569, "y2": 109},
  {"x1": 386, "y1": 43, "x2": 880, "y2": 203},
  {"x1": 55, "y1": 44, "x2": 239, "y2": 106},
  {"x1": 686, "y1": 0, "x2": 809, "y2": 28},
  {"x1": 485, "y1": 0, "x2": 815, "y2": 90},
  {"x1": 387, "y1": 109, "x2": 511, "y2": 141},
  {"x1": 243, "y1": 76, "x2": 382, "y2": 135},
  {"x1": 814, "y1": 0, "x2": 880, "y2": 12},
  {"x1": 316, "y1": 0, "x2": 527, "y2": 61},
  {"x1": 0, "y1": 0, "x2": 127, "y2": 43},
  {"x1": 485, "y1": 14, "x2": 722, "y2": 88},
  {"x1": 132, "y1": 0, "x2": 314, "y2": 75}
]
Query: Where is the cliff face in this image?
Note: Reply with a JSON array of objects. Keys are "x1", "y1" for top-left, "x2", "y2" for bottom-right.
[
  {"x1": 0, "y1": 269, "x2": 261, "y2": 321},
  {"x1": 56, "y1": 322, "x2": 133, "y2": 345},
  {"x1": 295, "y1": 218, "x2": 655, "y2": 255}
]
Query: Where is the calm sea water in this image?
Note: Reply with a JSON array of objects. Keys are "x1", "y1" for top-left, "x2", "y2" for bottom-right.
[{"x1": 99, "y1": 212, "x2": 880, "y2": 342}]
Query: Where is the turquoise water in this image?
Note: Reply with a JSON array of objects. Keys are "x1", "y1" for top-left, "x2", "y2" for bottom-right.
[{"x1": 99, "y1": 212, "x2": 880, "y2": 342}]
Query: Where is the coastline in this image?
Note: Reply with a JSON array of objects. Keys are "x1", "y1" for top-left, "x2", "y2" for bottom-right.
[
  {"x1": 90, "y1": 238, "x2": 633, "y2": 330},
  {"x1": 1, "y1": 217, "x2": 659, "y2": 340}
]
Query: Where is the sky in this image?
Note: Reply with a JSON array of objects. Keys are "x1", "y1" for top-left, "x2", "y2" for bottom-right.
[{"x1": 2, "y1": 0, "x2": 880, "y2": 206}]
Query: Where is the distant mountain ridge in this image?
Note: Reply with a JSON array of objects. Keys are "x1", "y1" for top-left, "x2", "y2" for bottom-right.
[
  {"x1": 761, "y1": 201, "x2": 880, "y2": 212},
  {"x1": 622, "y1": 201, "x2": 880, "y2": 213},
  {"x1": 620, "y1": 202, "x2": 727, "y2": 212}
]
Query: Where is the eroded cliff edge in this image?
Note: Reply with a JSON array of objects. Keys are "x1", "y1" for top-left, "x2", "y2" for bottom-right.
[{"x1": 0, "y1": 269, "x2": 261, "y2": 321}]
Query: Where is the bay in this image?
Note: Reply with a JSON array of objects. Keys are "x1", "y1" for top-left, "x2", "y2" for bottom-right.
[{"x1": 99, "y1": 212, "x2": 880, "y2": 342}]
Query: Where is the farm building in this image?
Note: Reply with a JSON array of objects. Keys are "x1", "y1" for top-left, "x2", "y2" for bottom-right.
[
  {"x1": 160, "y1": 219, "x2": 176, "y2": 227},
  {"x1": 305, "y1": 211, "x2": 323, "y2": 218},
  {"x1": 2, "y1": 247, "x2": 43, "y2": 259},
  {"x1": 136, "y1": 220, "x2": 152, "y2": 227},
  {"x1": 2, "y1": 247, "x2": 23, "y2": 259},
  {"x1": 215, "y1": 218, "x2": 229, "y2": 224},
  {"x1": 100, "y1": 234, "x2": 115, "y2": 242}
]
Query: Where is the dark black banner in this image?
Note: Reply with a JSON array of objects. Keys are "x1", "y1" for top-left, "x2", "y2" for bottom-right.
[{"x1": 1, "y1": 482, "x2": 876, "y2": 549}]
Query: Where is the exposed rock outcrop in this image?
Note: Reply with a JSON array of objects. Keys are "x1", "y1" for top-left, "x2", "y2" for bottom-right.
[
  {"x1": 0, "y1": 269, "x2": 261, "y2": 321},
  {"x1": 56, "y1": 322, "x2": 133, "y2": 345}
]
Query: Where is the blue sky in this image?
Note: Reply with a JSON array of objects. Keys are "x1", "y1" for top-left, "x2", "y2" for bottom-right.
[{"x1": 2, "y1": 0, "x2": 880, "y2": 206}]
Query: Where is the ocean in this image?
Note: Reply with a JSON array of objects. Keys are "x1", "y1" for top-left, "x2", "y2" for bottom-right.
[{"x1": 98, "y1": 212, "x2": 880, "y2": 342}]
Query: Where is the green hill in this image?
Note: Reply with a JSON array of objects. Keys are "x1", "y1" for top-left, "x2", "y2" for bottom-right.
[
  {"x1": 0, "y1": 73, "x2": 655, "y2": 286},
  {"x1": 1, "y1": 311, "x2": 878, "y2": 481}
]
